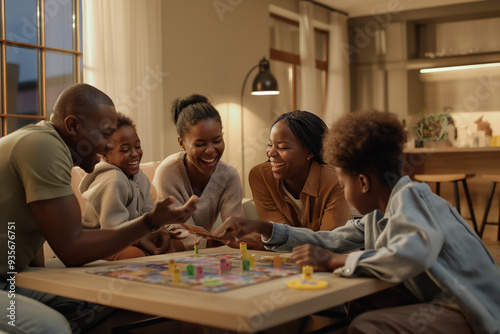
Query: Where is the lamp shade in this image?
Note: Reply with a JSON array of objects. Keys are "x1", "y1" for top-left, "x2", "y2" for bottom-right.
[{"x1": 251, "y1": 58, "x2": 279, "y2": 95}]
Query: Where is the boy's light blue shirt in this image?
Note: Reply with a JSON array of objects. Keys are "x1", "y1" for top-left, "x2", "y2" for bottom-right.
[{"x1": 263, "y1": 176, "x2": 500, "y2": 334}]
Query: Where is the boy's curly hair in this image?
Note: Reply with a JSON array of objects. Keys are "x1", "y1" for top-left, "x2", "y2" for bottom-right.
[{"x1": 323, "y1": 110, "x2": 406, "y2": 181}]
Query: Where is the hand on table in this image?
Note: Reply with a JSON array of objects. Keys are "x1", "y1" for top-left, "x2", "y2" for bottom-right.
[
  {"x1": 211, "y1": 216, "x2": 272, "y2": 242},
  {"x1": 291, "y1": 244, "x2": 348, "y2": 272},
  {"x1": 224, "y1": 234, "x2": 266, "y2": 250}
]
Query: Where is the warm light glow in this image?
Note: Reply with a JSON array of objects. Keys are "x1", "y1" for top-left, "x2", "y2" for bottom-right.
[
  {"x1": 251, "y1": 91, "x2": 280, "y2": 95},
  {"x1": 420, "y1": 62, "x2": 500, "y2": 73}
]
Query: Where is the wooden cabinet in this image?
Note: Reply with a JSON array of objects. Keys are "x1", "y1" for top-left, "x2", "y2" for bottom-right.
[{"x1": 348, "y1": 2, "x2": 500, "y2": 123}]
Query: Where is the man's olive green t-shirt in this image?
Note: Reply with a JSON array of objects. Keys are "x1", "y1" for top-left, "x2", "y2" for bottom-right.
[{"x1": 0, "y1": 121, "x2": 73, "y2": 279}]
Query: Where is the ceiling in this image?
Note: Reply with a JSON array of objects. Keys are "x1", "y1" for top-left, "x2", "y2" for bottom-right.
[{"x1": 314, "y1": 0, "x2": 488, "y2": 17}]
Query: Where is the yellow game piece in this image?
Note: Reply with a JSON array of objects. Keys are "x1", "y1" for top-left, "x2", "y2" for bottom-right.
[
  {"x1": 249, "y1": 254, "x2": 256, "y2": 267},
  {"x1": 240, "y1": 242, "x2": 247, "y2": 259},
  {"x1": 172, "y1": 268, "x2": 181, "y2": 283},
  {"x1": 169, "y1": 259, "x2": 176, "y2": 273},
  {"x1": 302, "y1": 265, "x2": 313, "y2": 281},
  {"x1": 273, "y1": 255, "x2": 282, "y2": 268},
  {"x1": 286, "y1": 278, "x2": 328, "y2": 290},
  {"x1": 287, "y1": 265, "x2": 328, "y2": 290}
]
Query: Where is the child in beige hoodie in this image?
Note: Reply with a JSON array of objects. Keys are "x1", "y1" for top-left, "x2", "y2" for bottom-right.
[{"x1": 79, "y1": 113, "x2": 171, "y2": 260}]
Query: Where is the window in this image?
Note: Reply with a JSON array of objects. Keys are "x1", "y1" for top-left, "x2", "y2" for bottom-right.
[
  {"x1": 269, "y1": 13, "x2": 329, "y2": 113},
  {"x1": 1, "y1": 0, "x2": 82, "y2": 137}
]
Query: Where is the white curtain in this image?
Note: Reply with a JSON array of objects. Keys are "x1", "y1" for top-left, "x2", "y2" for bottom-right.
[
  {"x1": 82, "y1": 0, "x2": 165, "y2": 162},
  {"x1": 299, "y1": 1, "x2": 320, "y2": 115},
  {"x1": 324, "y1": 11, "x2": 350, "y2": 126}
]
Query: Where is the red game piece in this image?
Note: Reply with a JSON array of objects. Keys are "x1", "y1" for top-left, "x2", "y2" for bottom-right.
[
  {"x1": 219, "y1": 257, "x2": 231, "y2": 274},
  {"x1": 195, "y1": 265, "x2": 204, "y2": 279}
]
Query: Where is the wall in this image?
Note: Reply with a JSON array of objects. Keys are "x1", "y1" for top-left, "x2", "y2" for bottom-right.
[{"x1": 160, "y1": 0, "x2": 298, "y2": 196}]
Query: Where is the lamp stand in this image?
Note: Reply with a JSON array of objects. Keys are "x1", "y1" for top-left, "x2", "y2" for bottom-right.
[{"x1": 240, "y1": 64, "x2": 259, "y2": 190}]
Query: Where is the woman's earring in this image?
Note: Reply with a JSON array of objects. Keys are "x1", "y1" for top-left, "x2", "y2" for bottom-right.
[{"x1": 307, "y1": 157, "x2": 310, "y2": 160}]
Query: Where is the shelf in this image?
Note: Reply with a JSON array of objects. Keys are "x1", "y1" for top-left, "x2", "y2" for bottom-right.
[
  {"x1": 406, "y1": 52, "x2": 500, "y2": 71},
  {"x1": 404, "y1": 146, "x2": 500, "y2": 154}
]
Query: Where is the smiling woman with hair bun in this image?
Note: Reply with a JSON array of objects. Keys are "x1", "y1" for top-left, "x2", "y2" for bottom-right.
[{"x1": 153, "y1": 94, "x2": 243, "y2": 251}]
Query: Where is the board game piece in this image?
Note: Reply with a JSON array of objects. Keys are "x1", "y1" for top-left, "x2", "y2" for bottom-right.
[
  {"x1": 240, "y1": 242, "x2": 247, "y2": 259},
  {"x1": 273, "y1": 255, "x2": 282, "y2": 268},
  {"x1": 302, "y1": 265, "x2": 313, "y2": 281},
  {"x1": 195, "y1": 265, "x2": 204, "y2": 279},
  {"x1": 219, "y1": 257, "x2": 231, "y2": 274},
  {"x1": 194, "y1": 242, "x2": 199, "y2": 254},
  {"x1": 169, "y1": 259, "x2": 176, "y2": 273},
  {"x1": 249, "y1": 254, "x2": 256, "y2": 267},
  {"x1": 173, "y1": 268, "x2": 181, "y2": 283},
  {"x1": 87, "y1": 252, "x2": 301, "y2": 293},
  {"x1": 286, "y1": 278, "x2": 328, "y2": 290},
  {"x1": 242, "y1": 259, "x2": 250, "y2": 271},
  {"x1": 186, "y1": 264, "x2": 195, "y2": 276},
  {"x1": 286, "y1": 265, "x2": 328, "y2": 290}
]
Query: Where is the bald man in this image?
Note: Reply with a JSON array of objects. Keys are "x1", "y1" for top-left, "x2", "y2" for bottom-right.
[{"x1": 0, "y1": 84, "x2": 197, "y2": 333}]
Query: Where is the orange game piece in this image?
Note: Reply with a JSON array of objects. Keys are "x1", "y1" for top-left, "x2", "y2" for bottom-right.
[{"x1": 273, "y1": 255, "x2": 282, "y2": 268}]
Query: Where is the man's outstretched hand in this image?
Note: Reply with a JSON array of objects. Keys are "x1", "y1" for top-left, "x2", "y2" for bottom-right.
[{"x1": 149, "y1": 195, "x2": 198, "y2": 227}]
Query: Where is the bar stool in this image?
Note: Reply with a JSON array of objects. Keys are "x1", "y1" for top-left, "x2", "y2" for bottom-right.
[
  {"x1": 414, "y1": 173, "x2": 478, "y2": 234},
  {"x1": 479, "y1": 175, "x2": 500, "y2": 240}
]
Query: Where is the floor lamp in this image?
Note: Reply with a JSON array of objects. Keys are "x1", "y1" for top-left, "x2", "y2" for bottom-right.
[{"x1": 240, "y1": 57, "x2": 279, "y2": 189}]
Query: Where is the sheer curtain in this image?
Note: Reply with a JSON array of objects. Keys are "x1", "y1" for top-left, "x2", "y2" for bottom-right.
[
  {"x1": 299, "y1": 2, "x2": 350, "y2": 123},
  {"x1": 324, "y1": 11, "x2": 350, "y2": 125},
  {"x1": 82, "y1": 0, "x2": 165, "y2": 162},
  {"x1": 299, "y1": 1, "x2": 321, "y2": 115}
]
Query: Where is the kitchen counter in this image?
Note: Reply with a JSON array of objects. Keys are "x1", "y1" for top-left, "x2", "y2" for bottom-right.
[{"x1": 404, "y1": 147, "x2": 500, "y2": 234}]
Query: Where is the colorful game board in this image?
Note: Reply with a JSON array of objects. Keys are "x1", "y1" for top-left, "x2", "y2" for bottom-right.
[{"x1": 86, "y1": 252, "x2": 300, "y2": 293}]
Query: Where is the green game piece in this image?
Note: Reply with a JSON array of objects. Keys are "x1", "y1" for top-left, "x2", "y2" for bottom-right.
[
  {"x1": 204, "y1": 280, "x2": 222, "y2": 286},
  {"x1": 186, "y1": 264, "x2": 195, "y2": 276},
  {"x1": 242, "y1": 259, "x2": 250, "y2": 271}
]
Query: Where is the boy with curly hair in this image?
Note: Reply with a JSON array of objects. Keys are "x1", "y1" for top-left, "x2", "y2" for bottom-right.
[{"x1": 213, "y1": 110, "x2": 500, "y2": 333}]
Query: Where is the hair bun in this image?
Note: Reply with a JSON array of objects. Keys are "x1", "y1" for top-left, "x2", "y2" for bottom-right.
[{"x1": 172, "y1": 94, "x2": 210, "y2": 125}]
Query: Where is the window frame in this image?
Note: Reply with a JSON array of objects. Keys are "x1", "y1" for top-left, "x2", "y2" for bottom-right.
[
  {"x1": 0, "y1": 0, "x2": 82, "y2": 136},
  {"x1": 269, "y1": 13, "x2": 329, "y2": 112}
]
